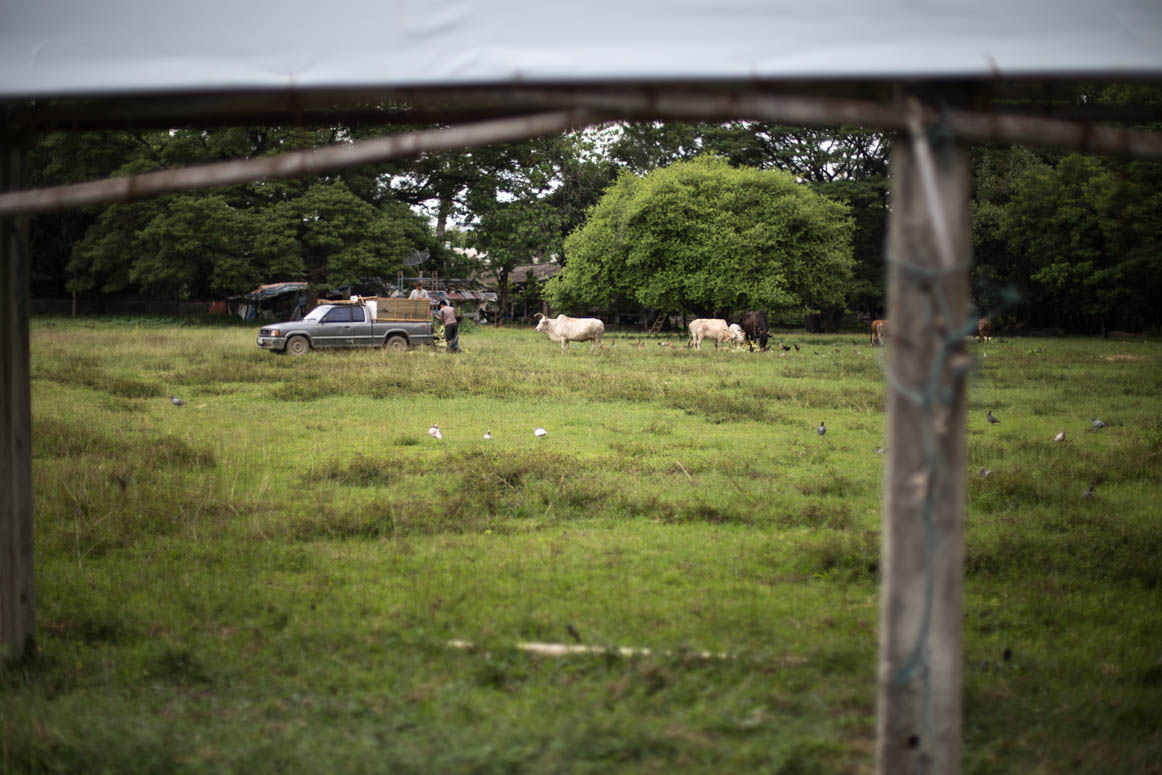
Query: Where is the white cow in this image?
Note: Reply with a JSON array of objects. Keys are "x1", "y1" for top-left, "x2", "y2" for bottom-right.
[
  {"x1": 688, "y1": 318, "x2": 745, "y2": 351},
  {"x1": 534, "y1": 313, "x2": 605, "y2": 352}
]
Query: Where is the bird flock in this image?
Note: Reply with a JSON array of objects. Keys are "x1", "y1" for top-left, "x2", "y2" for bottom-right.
[
  {"x1": 425, "y1": 421, "x2": 830, "y2": 442},
  {"x1": 984, "y1": 408, "x2": 1111, "y2": 498},
  {"x1": 165, "y1": 325, "x2": 1119, "y2": 509},
  {"x1": 426, "y1": 424, "x2": 548, "y2": 441}
]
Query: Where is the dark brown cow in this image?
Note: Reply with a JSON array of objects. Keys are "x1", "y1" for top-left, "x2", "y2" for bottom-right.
[
  {"x1": 739, "y1": 310, "x2": 769, "y2": 351},
  {"x1": 870, "y1": 319, "x2": 886, "y2": 346},
  {"x1": 977, "y1": 317, "x2": 993, "y2": 342}
]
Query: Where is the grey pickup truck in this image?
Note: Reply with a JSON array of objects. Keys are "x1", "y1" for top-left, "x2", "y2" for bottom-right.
[{"x1": 257, "y1": 297, "x2": 435, "y2": 355}]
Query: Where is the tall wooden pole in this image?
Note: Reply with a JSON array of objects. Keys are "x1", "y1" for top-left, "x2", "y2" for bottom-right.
[
  {"x1": 876, "y1": 98, "x2": 972, "y2": 774},
  {"x1": 0, "y1": 130, "x2": 35, "y2": 664}
]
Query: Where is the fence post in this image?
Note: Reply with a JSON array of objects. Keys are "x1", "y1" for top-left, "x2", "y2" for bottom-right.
[
  {"x1": 1, "y1": 130, "x2": 35, "y2": 664},
  {"x1": 876, "y1": 98, "x2": 972, "y2": 774}
]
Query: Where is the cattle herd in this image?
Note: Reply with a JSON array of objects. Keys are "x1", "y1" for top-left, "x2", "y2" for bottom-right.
[
  {"x1": 530, "y1": 312, "x2": 995, "y2": 351},
  {"x1": 868, "y1": 317, "x2": 993, "y2": 347}
]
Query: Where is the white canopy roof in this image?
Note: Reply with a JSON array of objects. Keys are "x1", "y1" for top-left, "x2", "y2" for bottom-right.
[{"x1": 3, "y1": 0, "x2": 1162, "y2": 100}]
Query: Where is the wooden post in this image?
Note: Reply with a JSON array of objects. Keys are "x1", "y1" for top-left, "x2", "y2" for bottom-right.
[
  {"x1": 876, "y1": 98, "x2": 972, "y2": 774},
  {"x1": 1, "y1": 131, "x2": 35, "y2": 664}
]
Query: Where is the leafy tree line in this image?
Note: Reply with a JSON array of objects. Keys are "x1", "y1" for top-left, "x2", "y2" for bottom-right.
[
  {"x1": 31, "y1": 128, "x2": 435, "y2": 301},
  {"x1": 972, "y1": 145, "x2": 1162, "y2": 334},
  {"x1": 24, "y1": 102, "x2": 1162, "y2": 332},
  {"x1": 26, "y1": 120, "x2": 884, "y2": 315}
]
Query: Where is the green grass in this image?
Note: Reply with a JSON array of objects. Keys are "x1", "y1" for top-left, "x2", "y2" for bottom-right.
[{"x1": 4, "y1": 317, "x2": 1161, "y2": 773}]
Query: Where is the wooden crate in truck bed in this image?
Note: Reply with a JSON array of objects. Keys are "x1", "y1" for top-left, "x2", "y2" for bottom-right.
[
  {"x1": 373, "y1": 297, "x2": 431, "y2": 321},
  {"x1": 325, "y1": 296, "x2": 432, "y2": 321}
]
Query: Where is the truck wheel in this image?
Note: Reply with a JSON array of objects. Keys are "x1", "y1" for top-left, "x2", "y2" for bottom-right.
[
  {"x1": 385, "y1": 335, "x2": 408, "y2": 351},
  {"x1": 286, "y1": 336, "x2": 310, "y2": 356}
]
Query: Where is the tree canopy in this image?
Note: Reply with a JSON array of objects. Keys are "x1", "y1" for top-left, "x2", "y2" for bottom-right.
[
  {"x1": 36, "y1": 127, "x2": 435, "y2": 300},
  {"x1": 22, "y1": 96, "x2": 1162, "y2": 332},
  {"x1": 972, "y1": 145, "x2": 1162, "y2": 333},
  {"x1": 545, "y1": 155, "x2": 854, "y2": 317}
]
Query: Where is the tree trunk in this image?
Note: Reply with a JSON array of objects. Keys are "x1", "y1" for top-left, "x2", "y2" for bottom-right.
[
  {"x1": 435, "y1": 193, "x2": 451, "y2": 240},
  {"x1": 496, "y1": 267, "x2": 510, "y2": 326}
]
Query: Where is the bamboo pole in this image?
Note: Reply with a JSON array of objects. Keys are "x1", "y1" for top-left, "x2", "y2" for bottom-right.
[
  {"x1": 0, "y1": 131, "x2": 35, "y2": 665},
  {"x1": 876, "y1": 98, "x2": 972, "y2": 774}
]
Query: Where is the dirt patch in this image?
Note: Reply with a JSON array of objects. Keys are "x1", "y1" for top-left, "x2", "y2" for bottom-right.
[{"x1": 1103, "y1": 354, "x2": 1142, "y2": 361}]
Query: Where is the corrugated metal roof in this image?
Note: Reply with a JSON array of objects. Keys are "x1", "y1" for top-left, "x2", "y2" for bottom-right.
[
  {"x1": 242, "y1": 281, "x2": 308, "y2": 301},
  {"x1": 3, "y1": 1, "x2": 1161, "y2": 100}
]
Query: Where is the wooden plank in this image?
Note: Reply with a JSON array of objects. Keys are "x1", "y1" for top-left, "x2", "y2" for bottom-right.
[
  {"x1": 0, "y1": 132, "x2": 35, "y2": 664},
  {"x1": 373, "y1": 297, "x2": 431, "y2": 321},
  {"x1": 876, "y1": 101, "x2": 971, "y2": 774},
  {"x1": 6, "y1": 92, "x2": 1162, "y2": 219}
]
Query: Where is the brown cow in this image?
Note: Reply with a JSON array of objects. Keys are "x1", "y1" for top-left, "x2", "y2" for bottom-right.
[
  {"x1": 870, "y1": 319, "x2": 886, "y2": 346},
  {"x1": 977, "y1": 317, "x2": 993, "y2": 342}
]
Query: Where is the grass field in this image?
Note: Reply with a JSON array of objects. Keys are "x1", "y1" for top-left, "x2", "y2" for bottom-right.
[{"x1": 3, "y1": 317, "x2": 1161, "y2": 774}]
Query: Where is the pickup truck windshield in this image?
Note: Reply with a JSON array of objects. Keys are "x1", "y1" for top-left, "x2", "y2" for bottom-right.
[{"x1": 303, "y1": 306, "x2": 330, "y2": 321}]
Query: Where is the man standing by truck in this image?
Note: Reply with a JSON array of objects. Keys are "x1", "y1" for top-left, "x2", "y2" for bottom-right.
[{"x1": 439, "y1": 299, "x2": 461, "y2": 353}]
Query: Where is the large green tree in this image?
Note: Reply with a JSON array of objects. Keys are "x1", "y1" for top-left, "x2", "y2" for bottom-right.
[
  {"x1": 545, "y1": 155, "x2": 853, "y2": 317},
  {"x1": 609, "y1": 121, "x2": 888, "y2": 316}
]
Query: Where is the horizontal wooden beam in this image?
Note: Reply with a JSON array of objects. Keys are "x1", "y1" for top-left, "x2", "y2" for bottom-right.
[
  {"x1": 7, "y1": 79, "x2": 1162, "y2": 132},
  {"x1": 2, "y1": 89, "x2": 1162, "y2": 217}
]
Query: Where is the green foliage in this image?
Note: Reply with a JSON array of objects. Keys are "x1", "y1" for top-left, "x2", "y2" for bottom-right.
[
  {"x1": 131, "y1": 195, "x2": 251, "y2": 298},
  {"x1": 28, "y1": 114, "x2": 1162, "y2": 334},
  {"x1": 812, "y1": 178, "x2": 888, "y2": 315},
  {"x1": 283, "y1": 180, "x2": 430, "y2": 288},
  {"x1": 67, "y1": 199, "x2": 164, "y2": 295},
  {"x1": 34, "y1": 128, "x2": 436, "y2": 299},
  {"x1": 548, "y1": 156, "x2": 854, "y2": 316},
  {"x1": 973, "y1": 146, "x2": 1162, "y2": 332}
]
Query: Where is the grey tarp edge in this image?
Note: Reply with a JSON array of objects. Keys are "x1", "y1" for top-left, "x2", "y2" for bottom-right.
[{"x1": 3, "y1": 0, "x2": 1162, "y2": 100}]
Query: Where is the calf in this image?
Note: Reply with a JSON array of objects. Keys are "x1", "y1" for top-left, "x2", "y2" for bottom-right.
[
  {"x1": 534, "y1": 313, "x2": 605, "y2": 352},
  {"x1": 739, "y1": 310, "x2": 769, "y2": 351},
  {"x1": 688, "y1": 318, "x2": 744, "y2": 351},
  {"x1": 977, "y1": 317, "x2": 993, "y2": 342},
  {"x1": 870, "y1": 319, "x2": 887, "y2": 347}
]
